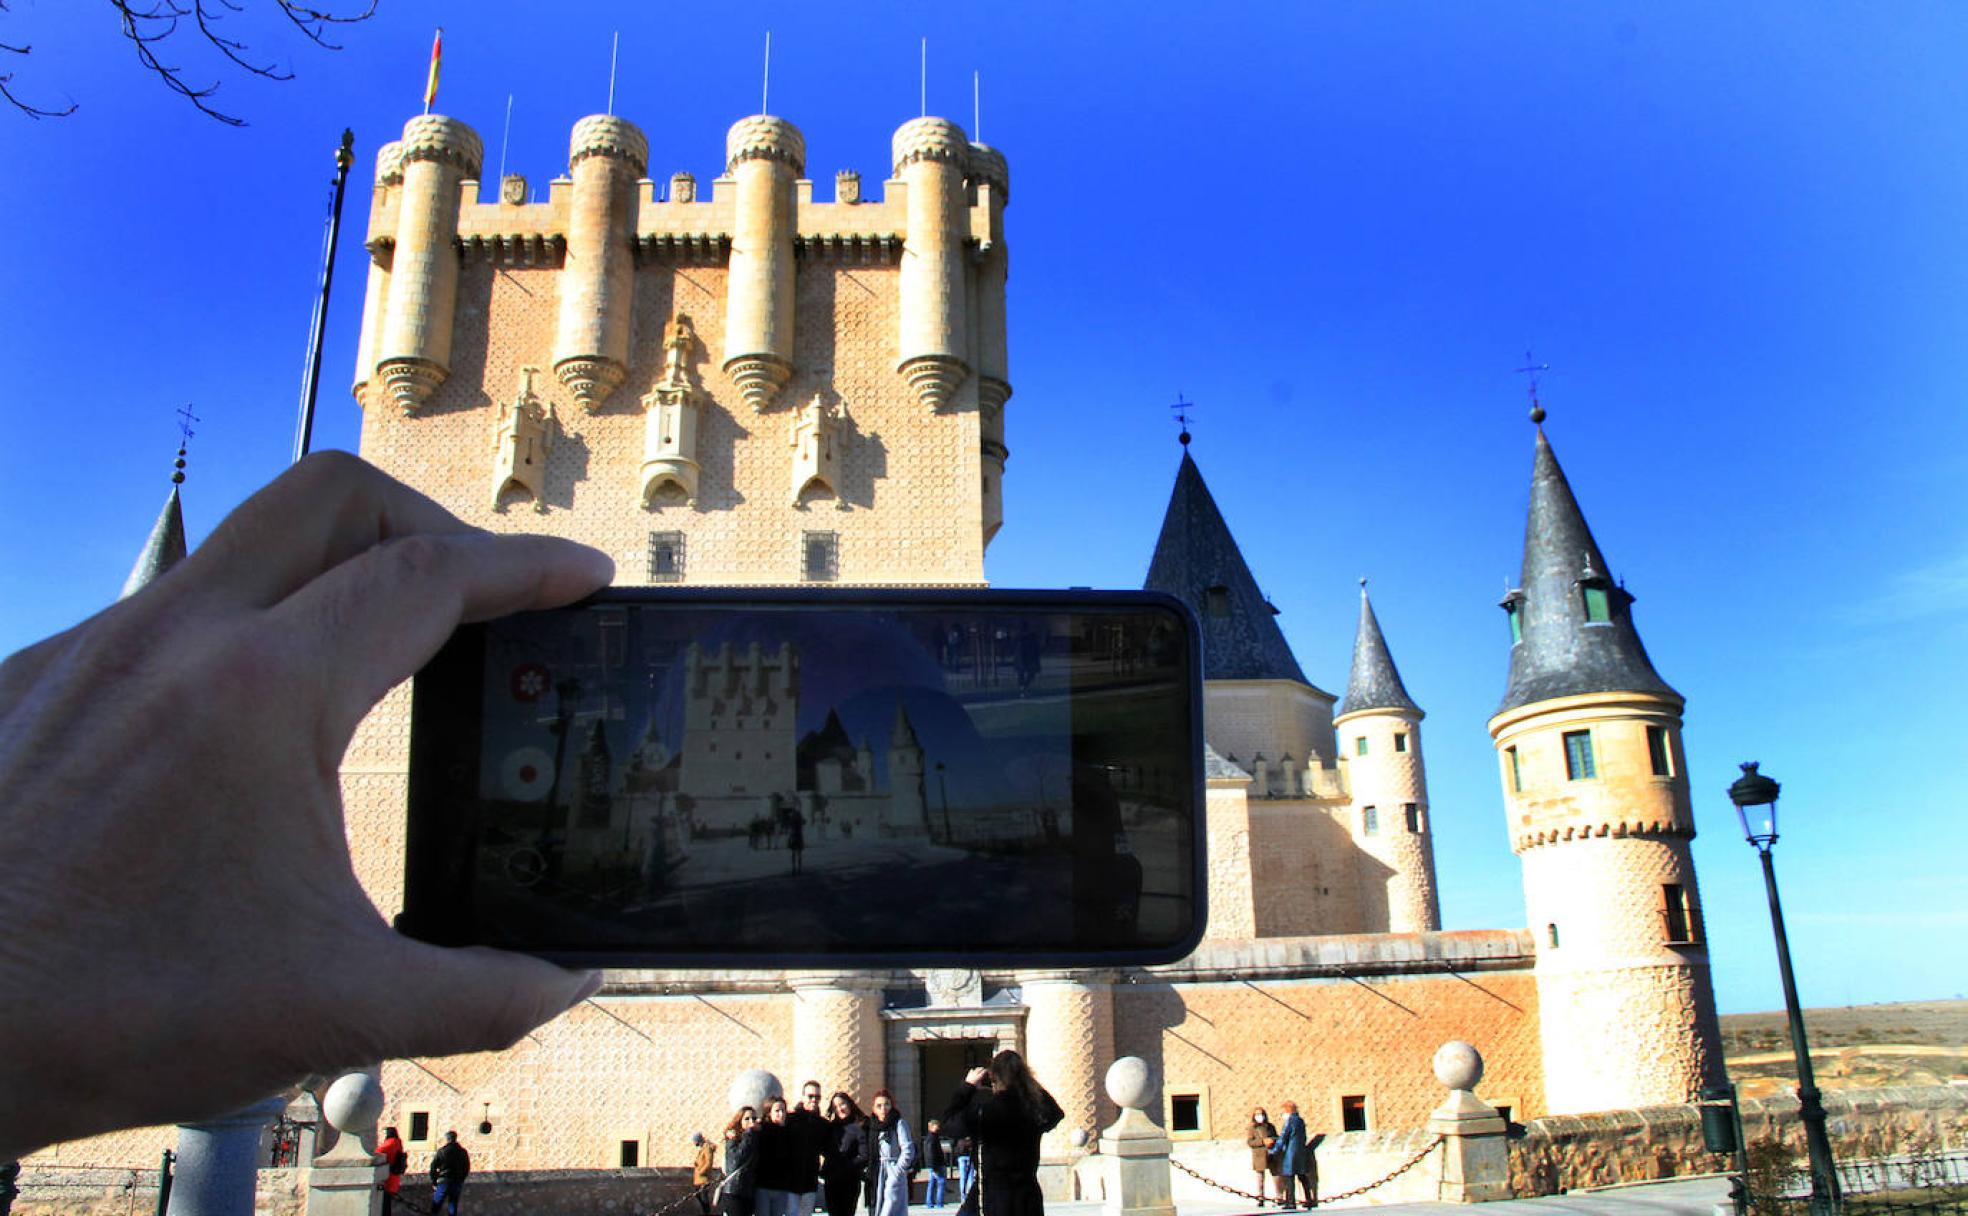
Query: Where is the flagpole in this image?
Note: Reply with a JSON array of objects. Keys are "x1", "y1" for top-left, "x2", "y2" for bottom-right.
[
  {"x1": 292, "y1": 129, "x2": 355, "y2": 464},
  {"x1": 762, "y1": 30, "x2": 771, "y2": 114},
  {"x1": 607, "y1": 31, "x2": 620, "y2": 115}
]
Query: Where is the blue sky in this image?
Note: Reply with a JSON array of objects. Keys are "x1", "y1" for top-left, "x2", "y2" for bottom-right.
[{"x1": 2, "y1": 2, "x2": 1963, "y2": 1014}]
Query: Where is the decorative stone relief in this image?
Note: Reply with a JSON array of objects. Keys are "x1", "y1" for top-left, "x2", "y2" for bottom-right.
[
  {"x1": 493, "y1": 366, "x2": 555, "y2": 513},
  {"x1": 500, "y1": 174, "x2": 528, "y2": 205},
  {"x1": 642, "y1": 314, "x2": 705, "y2": 507},
  {"x1": 836, "y1": 170, "x2": 861, "y2": 204},
  {"x1": 789, "y1": 392, "x2": 846, "y2": 508},
  {"x1": 670, "y1": 172, "x2": 697, "y2": 203},
  {"x1": 923, "y1": 968, "x2": 984, "y2": 1008}
]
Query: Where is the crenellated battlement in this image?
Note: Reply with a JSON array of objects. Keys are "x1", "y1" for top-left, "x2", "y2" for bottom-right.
[
  {"x1": 725, "y1": 114, "x2": 806, "y2": 174},
  {"x1": 395, "y1": 113, "x2": 482, "y2": 176},
  {"x1": 568, "y1": 114, "x2": 649, "y2": 175}
]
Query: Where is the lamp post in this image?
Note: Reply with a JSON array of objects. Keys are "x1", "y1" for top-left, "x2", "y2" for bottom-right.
[
  {"x1": 1727, "y1": 762, "x2": 1841, "y2": 1216},
  {"x1": 936, "y1": 761, "x2": 952, "y2": 842}
]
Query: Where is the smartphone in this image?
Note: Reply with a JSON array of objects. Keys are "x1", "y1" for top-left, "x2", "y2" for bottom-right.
[{"x1": 401, "y1": 588, "x2": 1204, "y2": 968}]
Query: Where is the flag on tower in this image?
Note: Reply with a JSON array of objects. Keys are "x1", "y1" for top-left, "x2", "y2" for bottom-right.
[{"x1": 424, "y1": 28, "x2": 443, "y2": 112}]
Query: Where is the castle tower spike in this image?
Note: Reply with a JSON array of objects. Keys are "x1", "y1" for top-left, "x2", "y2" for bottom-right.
[
  {"x1": 1333, "y1": 581, "x2": 1440, "y2": 932},
  {"x1": 1488, "y1": 423, "x2": 1724, "y2": 1114},
  {"x1": 351, "y1": 140, "x2": 403, "y2": 406},
  {"x1": 121, "y1": 441, "x2": 191, "y2": 599},
  {"x1": 966, "y1": 141, "x2": 1011, "y2": 546},
  {"x1": 893, "y1": 117, "x2": 971, "y2": 410},
  {"x1": 375, "y1": 114, "x2": 484, "y2": 413},
  {"x1": 554, "y1": 114, "x2": 648, "y2": 409},
  {"x1": 722, "y1": 115, "x2": 804, "y2": 411}
]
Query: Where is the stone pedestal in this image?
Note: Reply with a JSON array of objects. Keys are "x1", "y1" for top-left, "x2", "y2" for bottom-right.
[
  {"x1": 1098, "y1": 1057, "x2": 1174, "y2": 1216},
  {"x1": 1428, "y1": 1041, "x2": 1510, "y2": 1203},
  {"x1": 307, "y1": 1072, "x2": 386, "y2": 1216},
  {"x1": 165, "y1": 1094, "x2": 288, "y2": 1216}
]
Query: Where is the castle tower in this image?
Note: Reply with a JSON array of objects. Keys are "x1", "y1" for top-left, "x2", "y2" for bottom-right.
[
  {"x1": 554, "y1": 115, "x2": 647, "y2": 409},
  {"x1": 966, "y1": 142, "x2": 1011, "y2": 543},
  {"x1": 1333, "y1": 583, "x2": 1440, "y2": 932},
  {"x1": 374, "y1": 114, "x2": 484, "y2": 412},
  {"x1": 121, "y1": 445, "x2": 190, "y2": 598},
  {"x1": 885, "y1": 700, "x2": 927, "y2": 833},
  {"x1": 893, "y1": 118, "x2": 971, "y2": 410},
  {"x1": 1488, "y1": 423, "x2": 1724, "y2": 1114},
  {"x1": 350, "y1": 140, "x2": 402, "y2": 405},
  {"x1": 723, "y1": 115, "x2": 803, "y2": 411}
]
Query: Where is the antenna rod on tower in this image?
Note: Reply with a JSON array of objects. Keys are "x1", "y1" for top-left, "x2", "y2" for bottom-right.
[
  {"x1": 293, "y1": 129, "x2": 356, "y2": 464},
  {"x1": 762, "y1": 30, "x2": 771, "y2": 114},
  {"x1": 920, "y1": 37, "x2": 927, "y2": 117},
  {"x1": 974, "y1": 70, "x2": 980, "y2": 138},
  {"x1": 496, "y1": 93, "x2": 513, "y2": 186},
  {"x1": 607, "y1": 31, "x2": 620, "y2": 115}
]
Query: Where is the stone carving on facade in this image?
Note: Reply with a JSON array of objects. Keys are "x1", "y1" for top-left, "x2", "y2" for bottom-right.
[
  {"x1": 671, "y1": 172, "x2": 697, "y2": 204},
  {"x1": 790, "y1": 392, "x2": 847, "y2": 508},
  {"x1": 492, "y1": 366, "x2": 555, "y2": 513},
  {"x1": 500, "y1": 174, "x2": 528, "y2": 205},
  {"x1": 836, "y1": 170, "x2": 862, "y2": 204},
  {"x1": 642, "y1": 314, "x2": 705, "y2": 507},
  {"x1": 922, "y1": 968, "x2": 984, "y2": 1008}
]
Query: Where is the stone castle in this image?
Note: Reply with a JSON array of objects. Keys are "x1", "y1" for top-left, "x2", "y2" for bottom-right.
[{"x1": 77, "y1": 100, "x2": 1727, "y2": 1179}]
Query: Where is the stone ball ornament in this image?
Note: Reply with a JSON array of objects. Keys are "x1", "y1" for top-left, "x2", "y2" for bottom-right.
[
  {"x1": 729, "y1": 1068, "x2": 785, "y2": 1113},
  {"x1": 1070, "y1": 1128, "x2": 1091, "y2": 1148},
  {"x1": 1433, "y1": 1040, "x2": 1485, "y2": 1092},
  {"x1": 1104, "y1": 1055, "x2": 1155, "y2": 1111},
  {"x1": 322, "y1": 1072, "x2": 385, "y2": 1133}
]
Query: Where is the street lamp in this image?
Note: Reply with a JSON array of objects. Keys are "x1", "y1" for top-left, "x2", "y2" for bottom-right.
[
  {"x1": 1727, "y1": 762, "x2": 1841, "y2": 1216},
  {"x1": 936, "y1": 761, "x2": 952, "y2": 842}
]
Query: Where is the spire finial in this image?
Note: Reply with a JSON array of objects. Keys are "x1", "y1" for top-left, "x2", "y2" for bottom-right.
[
  {"x1": 172, "y1": 403, "x2": 200, "y2": 485},
  {"x1": 1515, "y1": 349, "x2": 1550, "y2": 425},
  {"x1": 1170, "y1": 393, "x2": 1196, "y2": 447},
  {"x1": 1359, "y1": 576, "x2": 1368, "y2": 591}
]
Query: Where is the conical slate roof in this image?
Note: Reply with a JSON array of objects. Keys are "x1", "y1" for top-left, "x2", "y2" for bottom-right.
[
  {"x1": 1338, "y1": 584, "x2": 1421, "y2": 719},
  {"x1": 890, "y1": 699, "x2": 921, "y2": 749},
  {"x1": 1496, "y1": 430, "x2": 1678, "y2": 715},
  {"x1": 120, "y1": 484, "x2": 187, "y2": 599},
  {"x1": 1144, "y1": 451, "x2": 1313, "y2": 686}
]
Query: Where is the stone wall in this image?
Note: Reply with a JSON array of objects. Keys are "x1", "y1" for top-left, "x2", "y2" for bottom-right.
[{"x1": 1508, "y1": 1084, "x2": 1968, "y2": 1196}]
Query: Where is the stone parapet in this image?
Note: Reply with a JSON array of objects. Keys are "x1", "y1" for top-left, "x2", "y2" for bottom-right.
[
  {"x1": 374, "y1": 140, "x2": 404, "y2": 187},
  {"x1": 726, "y1": 115, "x2": 806, "y2": 174},
  {"x1": 1143, "y1": 928, "x2": 1536, "y2": 984},
  {"x1": 397, "y1": 114, "x2": 483, "y2": 177},
  {"x1": 893, "y1": 117, "x2": 967, "y2": 171},
  {"x1": 569, "y1": 114, "x2": 649, "y2": 175},
  {"x1": 966, "y1": 142, "x2": 1009, "y2": 203}
]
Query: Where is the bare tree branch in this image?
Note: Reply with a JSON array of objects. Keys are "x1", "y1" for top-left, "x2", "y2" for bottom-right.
[{"x1": 0, "y1": 0, "x2": 374, "y2": 122}]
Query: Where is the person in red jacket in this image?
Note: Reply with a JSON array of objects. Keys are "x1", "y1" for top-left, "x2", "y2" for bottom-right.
[{"x1": 373, "y1": 1126, "x2": 407, "y2": 1216}]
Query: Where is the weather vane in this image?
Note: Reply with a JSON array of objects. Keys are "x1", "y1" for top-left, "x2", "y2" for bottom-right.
[
  {"x1": 171, "y1": 403, "x2": 201, "y2": 485},
  {"x1": 1170, "y1": 394, "x2": 1197, "y2": 447},
  {"x1": 1515, "y1": 350, "x2": 1550, "y2": 424}
]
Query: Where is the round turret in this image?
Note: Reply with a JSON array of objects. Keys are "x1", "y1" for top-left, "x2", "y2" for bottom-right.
[
  {"x1": 376, "y1": 114, "x2": 483, "y2": 413},
  {"x1": 893, "y1": 118, "x2": 971, "y2": 411},
  {"x1": 723, "y1": 115, "x2": 804, "y2": 411},
  {"x1": 353, "y1": 139, "x2": 406, "y2": 404},
  {"x1": 555, "y1": 115, "x2": 648, "y2": 409},
  {"x1": 966, "y1": 142, "x2": 1009, "y2": 206},
  {"x1": 966, "y1": 141, "x2": 1012, "y2": 546},
  {"x1": 374, "y1": 140, "x2": 405, "y2": 189}
]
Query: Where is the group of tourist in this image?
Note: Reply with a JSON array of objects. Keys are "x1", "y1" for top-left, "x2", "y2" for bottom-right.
[
  {"x1": 1245, "y1": 1102, "x2": 1318, "y2": 1209},
  {"x1": 705, "y1": 1051, "x2": 1064, "y2": 1216},
  {"x1": 372, "y1": 1126, "x2": 470, "y2": 1216}
]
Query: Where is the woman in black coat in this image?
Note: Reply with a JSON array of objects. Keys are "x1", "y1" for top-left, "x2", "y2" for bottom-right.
[
  {"x1": 938, "y1": 1050, "x2": 1065, "y2": 1216},
  {"x1": 820, "y1": 1092, "x2": 869, "y2": 1216},
  {"x1": 720, "y1": 1107, "x2": 762, "y2": 1216}
]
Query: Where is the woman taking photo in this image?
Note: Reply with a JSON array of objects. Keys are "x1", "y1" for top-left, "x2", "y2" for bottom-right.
[
  {"x1": 937, "y1": 1051, "x2": 1063, "y2": 1216},
  {"x1": 720, "y1": 1107, "x2": 762, "y2": 1216},
  {"x1": 867, "y1": 1089, "x2": 916, "y2": 1216},
  {"x1": 821, "y1": 1093, "x2": 869, "y2": 1216}
]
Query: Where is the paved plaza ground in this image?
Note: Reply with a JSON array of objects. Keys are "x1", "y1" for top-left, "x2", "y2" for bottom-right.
[{"x1": 1045, "y1": 1176, "x2": 1735, "y2": 1216}]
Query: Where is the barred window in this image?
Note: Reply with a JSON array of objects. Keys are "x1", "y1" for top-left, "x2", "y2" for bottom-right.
[
  {"x1": 648, "y1": 531, "x2": 684, "y2": 583},
  {"x1": 802, "y1": 531, "x2": 838, "y2": 583},
  {"x1": 1563, "y1": 730, "x2": 1596, "y2": 780},
  {"x1": 1647, "y1": 725, "x2": 1673, "y2": 776}
]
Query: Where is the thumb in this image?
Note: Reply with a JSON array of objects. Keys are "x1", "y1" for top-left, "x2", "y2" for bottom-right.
[{"x1": 364, "y1": 940, "x2": 601, "y2": 1061}]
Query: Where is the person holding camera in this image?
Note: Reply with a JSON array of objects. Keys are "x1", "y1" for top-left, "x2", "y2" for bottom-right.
[{"x1": 937, "y1": 1051, "x2": 1063, "y2": 1216}]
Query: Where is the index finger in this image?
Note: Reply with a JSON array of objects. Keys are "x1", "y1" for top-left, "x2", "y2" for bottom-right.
[{"x1": 178, "y1": 451, "x2": 476, "y2": 609}]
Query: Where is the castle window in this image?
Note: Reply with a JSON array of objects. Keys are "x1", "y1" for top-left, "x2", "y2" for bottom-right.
[
  {"x1": 1500, "y1": 589, "x2": 1526, "y2": 643},
  {"x1": 1394, "y1": 732, "x2": 1409, "y2": 753},
  {"x1": 1355, "y1": 736, "x2": 1368, "y2": 757},
  {"x1": 1204, "y1": 585, "x2": 1231, "y2": 619},
  {"x1": 1583, "y1": 585, "x2": 1612, "y2": 623},
  {"x1": 1662, "y1": 883, "x2": 1698, "y2": 944},
  {"x1": 648, "y1": 531, "x2": 685, "y2": 582},
  {"x1": 802, "y1": 531, "x2": 838, "y2": 582},
  {"x1": 1403, "y1": 803, "x2": 1420, "y2": 833},
  {"x1": 620, "y1": 1140, "x2": 640, "y2": 1168},
  {"x1": 1362, "y1": 806, "x2": 1378, "y2": 835},
  {"x1": 408, "y1": 1111, "x2": 431, "y2": 1144},
  {"x1": 1169, "y1": 1093, "x2": 1202, "y2": 1134},
  {"x1": 1340, "y1": 1095, "x2": 1369, "y2": 1132},
  {"x1": 1547, "y1": 922, "x2": 1560, "y2": 948},
  {"x1": 1647, "y1": 725, "x2": 1673, "y2": 776},
  {"x1": 1562, "y1": 731, "x2": 1596, "y2": 780},
  {"x1": 1506, "y1": 745, "x2": 1522, "y2": 792}
]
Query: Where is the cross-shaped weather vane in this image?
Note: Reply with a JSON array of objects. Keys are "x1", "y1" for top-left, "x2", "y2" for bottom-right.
[
  {"x1": 171, "y1": 404, "x2": 202, "y2": 485},
  {"x1": 1170, "y1": 393, "x2": 1197, "y2": 447},
  {"x1": 1515, "y1": 350, "x2": 1550, "y2": 425}
]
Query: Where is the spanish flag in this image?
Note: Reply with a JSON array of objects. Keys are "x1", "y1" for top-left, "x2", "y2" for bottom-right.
[{"x1": 423, "y1": 28, "x2": 443, "y2": 112}]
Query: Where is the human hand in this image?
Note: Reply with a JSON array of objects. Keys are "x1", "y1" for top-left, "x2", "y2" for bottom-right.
[
  {"x1": 964, "y1": 1067, "x2": 989, "y2": 1087},
  {"x1": 0, "y1": 453, "x2": 613, "y2": 1160}
]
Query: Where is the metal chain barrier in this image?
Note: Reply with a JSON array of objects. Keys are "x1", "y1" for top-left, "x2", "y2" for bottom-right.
[{"x1": 1169, "y1": 1136, "x2": 1445, "y2": 1207}]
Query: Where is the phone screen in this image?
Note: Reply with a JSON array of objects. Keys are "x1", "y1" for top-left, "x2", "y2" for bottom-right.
[{"x1": 402, "y1": 589, "x2": 1203, "y2": 967}]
